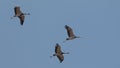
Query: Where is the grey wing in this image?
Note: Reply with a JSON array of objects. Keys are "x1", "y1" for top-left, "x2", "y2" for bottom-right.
[
  {"x1": 19, "y1": 15, "x2": 25, "y2": 25},
  {"x1": 55, "y1": 43, "x2": 61, "y2": 53},
  {"x1": 57, "y1": 54, "x2": 64, "y2": 63},
  {"x1": 14, "y1": 6, "x2": 22, "y2": 15},
  {"x1": 65, "y1": 25, "x2": 75, "y2": 37}
]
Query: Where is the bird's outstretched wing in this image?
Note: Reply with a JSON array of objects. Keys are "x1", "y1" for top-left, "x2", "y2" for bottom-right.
[
  {"x1": 57, "y1": 54, "x2": 64, "y2": 63},
  {"x1": 14, "y1": 6, "x2": 22, "y2": 15},
  {"x1": 55, "y1": 43, "x2": 64, "y2": 63},
  {"x1": 55, "y1": 43, "x2": 61, "y2": 54},
  {"x1": 65, "y1": 25, "x2": 75, "y2": 37},
  {"x1": 19, "y1": 15, "x2": 25, "y2": 25}
]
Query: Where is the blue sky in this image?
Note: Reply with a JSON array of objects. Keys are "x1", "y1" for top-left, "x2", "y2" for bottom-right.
[{"x1": 0, "y1": 0, "x2": 120, "y2": 68}]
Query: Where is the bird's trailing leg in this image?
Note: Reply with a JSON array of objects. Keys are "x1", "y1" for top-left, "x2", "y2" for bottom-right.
[
  {"x1": 62, "y1": 52, "x2": 69, "y2": 54},
  {"x1": 75, "y1": 36, "x2": 80, "y2": 38},
  {"x1": 76, "y1": 36, "x2": 85, "y2": 39},
  {"x1": 24, "y1": 13, "x2": 30, "y2": 15}
]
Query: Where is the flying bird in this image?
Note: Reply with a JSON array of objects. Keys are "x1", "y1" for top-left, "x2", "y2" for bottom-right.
[
  {"x1": 12, "y1": 6, "x2": 30, "y2": 25},
  {"x1": 52, "y1": 43, "x2": 69, "y2": 63},
  {"x1": 64, "y1": 25, "x2": 80, "y2": 41}
]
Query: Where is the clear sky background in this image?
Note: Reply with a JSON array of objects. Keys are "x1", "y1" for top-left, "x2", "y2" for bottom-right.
[{"x1": 0, "y1": 0, "x2": 120, "y2": 68}]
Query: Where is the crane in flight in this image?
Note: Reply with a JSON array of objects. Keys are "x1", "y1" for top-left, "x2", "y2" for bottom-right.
[
  {"x1": 64, "y1": 25, "x2": 80, "y2": 42},
  {"x1": 51, "y1": 43, "x2": 69, "y2": 63},
  {"x1": 12, "y1": 6, "x2": 30, "y2": 25}
]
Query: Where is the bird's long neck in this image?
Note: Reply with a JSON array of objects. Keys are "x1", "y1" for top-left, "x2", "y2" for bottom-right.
[{"x1": 53, "y1": 54, "x2": 57, "y2": 56}]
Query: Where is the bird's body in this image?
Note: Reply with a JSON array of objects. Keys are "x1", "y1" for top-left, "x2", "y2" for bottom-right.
[
  {"x1": 12, "y1": 6, "x2": 30, "y2": 25},
  {"x1": 53, "y1": 43, "x2": 69, "y2": 63},
  {"x1": 65, "y1": 25, "x2": 80, "y2": 41}
]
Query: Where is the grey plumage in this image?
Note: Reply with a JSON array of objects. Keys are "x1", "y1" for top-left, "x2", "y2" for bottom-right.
[
  {"x1": 65, "y1": 25, "x2": 80, "y2": 40},
  {"x1": 53, "y1": 43, "x2": 69, "y2": 63},
  {"x1": 13, "y1": 6, "x2": 30, "y2": 25}
]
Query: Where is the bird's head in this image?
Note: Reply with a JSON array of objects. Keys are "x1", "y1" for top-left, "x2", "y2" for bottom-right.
[
  {"x1": 66, "y1": 38, "x2": 69, "y2": 40},
  {"x1": 53, "y1": 54, "x2": 56, "y2": 56}
]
